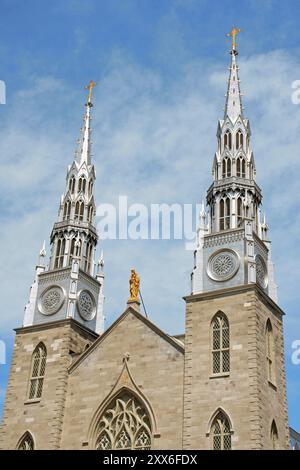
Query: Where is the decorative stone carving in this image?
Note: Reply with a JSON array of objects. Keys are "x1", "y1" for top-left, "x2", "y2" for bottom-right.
[
  {"x1": 95, "y1": 392, "x2": 151, "y2": 450},
  {"x1": 39, "y1": 285, "x2": 65, "y2": 315},
  {"x1": 77, "y1": 289, "x2": 96, "y2": 321},
  {"x1": 204, "y1": 229, "x2": 244, "y2": 248},
  {"x1": 207, "y1": 249, "x2": 240, "y2": 281}
]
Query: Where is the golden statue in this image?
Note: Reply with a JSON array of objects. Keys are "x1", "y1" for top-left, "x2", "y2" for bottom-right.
[
  {"x1": 85, "y1": 80, "x2": 96, "y2": 105},
  {"x1": 226, "y1": 26, "x2": 241, "y2": 51},
  {"x1": 129, "y1": 269, "x2": 140, "y2": 302}
]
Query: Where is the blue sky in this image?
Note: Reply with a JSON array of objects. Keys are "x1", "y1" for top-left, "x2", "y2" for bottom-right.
[{"x1": 0, "y1": 0, "x2": 300, "y2": 433}]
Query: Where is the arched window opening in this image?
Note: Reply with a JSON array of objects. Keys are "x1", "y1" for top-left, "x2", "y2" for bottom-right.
[
  {"x1": 78, "y1": 177, "x2": 86, "y2": 194},
  {"x1": 242, "y1": 159, "x2": 246, "y2": 178},
  {"x1": 222, "y1": 160, "x2": 226, "y2": 178},
  {"x1": 95, "y1": 391, "x2": 152, "y2": 450},
  {"x1": 83, "y1": 243, "x2": 93, "y2": 273},
  {"x1": 237, "y1": 197, "x2": 243, "y2": 227},
  {"x1": 222, "y1": 158, "x2": 232, "y2": 179},
  {"x1": 266, "y1": 320, "x2": 275, "y2": 384},
  {"x1": 63, "y1": 200, "x2": 71, "y2": 220},
  {"x1": 212, "y1": 313, "x2": 230, "y2": 374},
  {"x1": 236, "y1": 129, "x2": 243, "y2": 149},
  {"x1": 219, "y1": 198, "x2": 230, "y2": 231},
  {"x1": 211, "y1": 412, "x2": 232, "y2": 450},
  {"x1": 54, "y1": 238, "x2": 65, "y2": 269},
  {"x1": 236, "y1": 157, "x2": 246, "y2": 178},
  {"x1": 88, "y1": 180, "x2": 93, "y2": 196},
  {"x1": 88, "y1": 205, "x2": 94, "y2": 224},
  {"x1": 17, "y1": 432, "x2": 34, "y2": 450},
  {"x1": 69, "y1": 176, "x2": 75, "y2": 194},
  {"x1": 28, "y1": 343, "x2": 47, "y2": 400},
  {"x1": 271, "y1": 421, "x2": 279, "y2": 450},
  {"x1": 227, "y1": 158, "x2": 231, "y2": 177},
  {"x1": 75, "y1": 201, "x2": 84, "y2": 222},
  {"x1": 224, "y1": 131, "x2": 232, "y2": 150}
]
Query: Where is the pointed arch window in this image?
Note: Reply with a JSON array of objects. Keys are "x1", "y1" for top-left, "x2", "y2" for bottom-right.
[
  {"x1": 270, "y1": 420, "x2": 279, "y2": 450},
  {"x1": 211, "y1": 313, "x2": 230, "y2": 374},
  {"x1": 219, "y1": 198, "x2": 231, "y2": 231},
  {"x1": 95, "y1": 391, "x2": 152, "y2": 450},
  {"x1": 236, "y1": 157, "x2": 246, "y2": 178},
  {"x1": 54, "y1": 237, "x2": 65, "y2": 269},
  {"x1": 63, "y1": 200, "x2": 71, "y2": 220},
  {"x1": 75, "y1": 201, "x2": 84, "y2": 222},
  {"x1": 211, "y1": 412, "x2": 232, "y2": 450},
  {"x1": 83, "y1": 242, "x2": 93, "y2": 273},
  {"x1": 222, "y1": 158, "x2": 231, "y2": 178},
  {"x1": 88, "y1": 205, "x2": 94, "y2": 224},
  {"x1": 17, "y1": 431, "x2": 34, "y2": 450},
  {"x1": 69, "y1": 176, "x2": 75, "y2": 194},
  {"x1": 78, "y1": 176, "x2": 86, "y2": 194},
  {"x1": 88, "y1": 180, "x2": 93, "y2": 196},
  {"x1": 236, "y1": 129, "x2": 244, "y2": 149},
  {"x1": 28, "y1": 343, "x2": 47, "y2": 400},
  {"x1": 224, "y1": 130, "x2": 232, "y2": 150},
  {"x1": 237, "y1": 197, "x2": 243, "y2": 227},
  {"x1": 69, "y1": 237, "x2": 79, "y2": 263},
  {"x1": 266, "y1": 320, "x2": 275, "y2": 384}
]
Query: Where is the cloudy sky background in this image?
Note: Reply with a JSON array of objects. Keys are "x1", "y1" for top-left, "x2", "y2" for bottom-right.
[{"x1": 0, "y1": 0, "x2": 299, "y2": 430}]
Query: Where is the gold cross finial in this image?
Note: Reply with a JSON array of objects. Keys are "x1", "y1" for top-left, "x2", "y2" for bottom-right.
[
  {"x1": 226, "y1": 26, "x2": 241, "y2": 52},
  {"x1": 85, "y1": 80, "x2": 96, "y2": 105}
]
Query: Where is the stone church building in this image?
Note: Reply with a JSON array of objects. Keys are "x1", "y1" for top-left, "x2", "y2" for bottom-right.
[{"x1": 0, "y1": 35, "x2": 291, "y2": 450}]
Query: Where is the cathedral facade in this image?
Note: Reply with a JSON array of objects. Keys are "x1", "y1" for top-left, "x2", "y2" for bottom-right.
[{"x1": 0, "y1": 35, "x2": 291, "y2": 450}]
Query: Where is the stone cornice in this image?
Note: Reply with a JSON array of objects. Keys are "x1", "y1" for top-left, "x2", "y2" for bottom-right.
[
  {"x1": 14, "y1": 318, "x2": 99, "y2": 340},
  {"x1": 184, "y1": 283, "x2": 285, "y2": 317}
]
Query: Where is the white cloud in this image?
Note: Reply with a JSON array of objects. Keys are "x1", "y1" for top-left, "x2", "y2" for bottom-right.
[{"x1": 0, "y1": 48, "x2": 299, "y2": 352}]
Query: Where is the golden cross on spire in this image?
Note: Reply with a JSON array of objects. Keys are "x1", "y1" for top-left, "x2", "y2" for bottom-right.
[
  {"x1": 226, "y1": 26, "x2": 241, "y2": 52},
  {"x1": 85, "y1": 80, "x2": 96, "y2": 105}
]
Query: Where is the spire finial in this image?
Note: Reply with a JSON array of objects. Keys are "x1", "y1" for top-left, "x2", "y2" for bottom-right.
[
  {"x1": 85, "y1": 80, "x2": 96, "y2": 106},
  {"x1": 226, "y1": 26, "x2": 241, "y2": 53}
]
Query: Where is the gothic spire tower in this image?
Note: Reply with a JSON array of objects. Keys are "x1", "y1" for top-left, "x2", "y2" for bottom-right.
[
  {"x1": 183, "y1": 29, "x2": 290, "y2": 450},
  {"x1": 191, "y1": 28, "x2": 277, "y2": 301},
  {"x1": 23, "y1": 81, "x2": 104, "y2": 334}
]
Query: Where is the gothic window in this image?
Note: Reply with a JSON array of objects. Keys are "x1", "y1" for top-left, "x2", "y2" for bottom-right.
[
  {"x1": 69, "y1": 236, "x2": 81, "y2": 263},
  {"x1": 266, "y1": 320, "x2": 275, "y2": 384},
  {"x1": 75, "y1": 201, "x2": 84, "y2": 222},
  {"x1": 83, "y1": 242, "x2": 93, "y2": 273},
  {"x1": 270, "y1": 420, "x2": 279, "y2": 450},
  {"x1": 88, "y1": 205, "x2": 94, "y2": 223},
  {"x1": 222, "y1": 158, "x2": 231, "y2": 178},
  {"x1": 224, "y1": 130, "x2": 232, "y2": 150},
  {"x1": 54, "y1": 237, "x2": 65, "y2": 268},
  {"x1": 28, "y1": 343, "x2": 47, "y2": 400},
  {"x1": 95, "y1": 391, "x2": 152, "y2": 450},
  {"x1": 78, "y1": 176, "x2": 86, "y2": 193},
  {"x1": 211, "y1": 313, "x2": 230, "y2": 374},
  {"x1": 88, "y1": 180, "x2": 93, "y2": 196},
  {"x1": 69, "y1": 176, "x2": 75, "y2": 194},
  {"x1": 219, "y1": 198, "x2": 230, "y2": 231},
  {"x1": 236, "y1": 157, "x2": 246, "y2": 178},
  {"x1": 17, "y1": 431, "x2": 34, "y2": 450},
  {"x1": 237, "y1": 197, "x2": 243, "y2": 227},
  {"x1": 63, "y1": 200, "x2": 71, "y2": 220},
  {"x1": 236, "y1": 129, "x2": 243, "y2": 149},
  {"x1": 211, "y1": 412, "x2": 232, "y2": 450}
]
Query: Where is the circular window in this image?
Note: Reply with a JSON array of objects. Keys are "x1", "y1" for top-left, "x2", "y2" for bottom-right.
[
  {"x1": 207, "y1": 249, "x2": 240, "y2": 281},
  {"x1": 256, "y1": 254, "x2": 268, "y2": 289},
  {"x1": 77, "y1": 289, "x2": 96, "y2": 321},
  {"x1": 39, "y1": 285, "x2": 65, "y2": 315}
]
